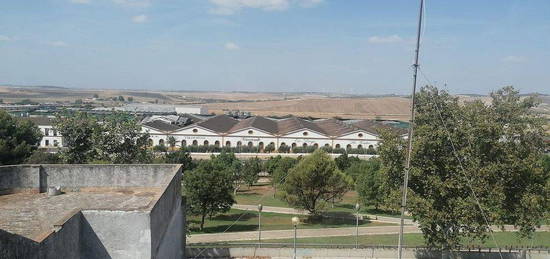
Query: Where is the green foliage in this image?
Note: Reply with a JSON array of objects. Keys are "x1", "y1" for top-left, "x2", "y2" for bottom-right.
[
  {"x1": 163, "y1": 147, "x2": 194, "y2": 172},
  {"x1": 25, "y1": 150, "x2": 61, "y2": 164},
  {"x1": 264, "y1": 143, "x2": 276, "y2": 153},
  {"x1": 55, "y1": 112, "x2": 151, "y2": 164},
  {"x1": 117, "y1": 95, "x2": 125, "y2": 102},
  {"x1": 334, "y1": 153, "x2": 361, "y2": 171},
  {"x1": 272, "y1": 157, "x2": 298, "y2": 187},
  {"x1": 17, "y1": 99, "x2": 38, "y2": 105},
  {"x1": 242, "y1": 157, "x2": 262, "y2": 187},
  {"x1": 153, "y1": 144, "x2": 168, "y2": 153},
  {"x1": 280, "y1": 150, "x2": 353, "y2": 215},
  {"x1": 0, "y1": 111, "x2": 42, "y2": 165},
  {"x1": 167, "y1": 136, "x2": 177, "y2": 149},
  {"x1": 380, "y1": 86, "x2": 549, "y2": 249},
  {"x1": 264, "y1": 155, "x2": 282, "y2": 176},
  {"x1": 210, "y1": 151, "x2": 244, "y2": 193},
  {"x1": 127, "y1": 96, "x2": 134, "y2": 102},
  {"x1": 183, "y1": 159, "x2": 235, "y2": 230},
  {"x1": 277, "y1": 144, "x2": 290, "y2": 153},
  {"x1": 354, "y1": 159, "x2": 384, "y2": 210}
]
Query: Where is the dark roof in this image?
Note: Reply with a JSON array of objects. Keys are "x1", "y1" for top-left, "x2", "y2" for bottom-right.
[
  {"x1": 143, "y1": 120, "x2": 182, "y2": 132},
  {"x1": 352, "y1": 120, "x2": 407, "y2": 135},
  {"x1": 196, "y1": 115, "x2": 239, "y2": 133},
  {"x1": 21, "y1": 117, "x2": 54, "y2": 126},
  {"x1": 229, "y1": 116, "x2": 278, "y2": 134},
  {"x1": 277, "y1": 116, "x2": 327, "y2": 135},
  {"x1": 314, "y1": 119, "x2": 355, "y2": 136}
]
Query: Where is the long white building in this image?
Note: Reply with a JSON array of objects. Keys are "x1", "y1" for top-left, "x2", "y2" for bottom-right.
[{"x1": 141, "y1": 114, "x2": 406, "y2": 151}]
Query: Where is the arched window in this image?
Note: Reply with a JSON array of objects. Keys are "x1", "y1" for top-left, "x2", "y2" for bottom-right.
[
  {"x1": 226, "y1": 141, "x2": 231, "y2": 147},
  {"x1": 346, "y1": 144, "x2": 352, "y2": 150},
  {"x1": 214, "y1": 140, "x2": 220, "y2": 147},
  {"x1": 247, "y1": 142, "x2": 253, "y2": 147},
  {"x1": 248, "y1": 130, "x2": 253, "y2": 135},
  {"x1": 313, "y1": 143, "x2": 319, "y2": 148},
  {"x1": 269, "y1": 142, "x2": 275, "y2": 146},
  {"x1": 192, "y1": 140, "x2": 198, "y2": 146},
  {"x1": 358, "y1": 133, "x2": 363, "y2": 137},
  {"x1": 302, "y1": 143, "x2": 308, "y2": 147},
  {"x1": 237, "y1": 141, "x2": 242, "y2": 147},
  {"x1": 148, "y1": 139, "x2": 153, "y2": 146},
  {"x1": 357, "y1": 144, "x2": 363, "y2": 149},
  {"x1": 259, "y1": 142, "x2": 264, "y2": 150},
  {"x1": 368, "y1": 145, "x2": 374, "y2": 149},
  {"x1": 335, "y1": 144, "x2": 341, "y2": 148},
  {"x1": 280, "y1": 142, "x2": 286, "y2": 147},
  {"x1": 158, "y1": 139, "x2": 164, "y2": 146},
  {"x1": 291, "y1": 143, "x2": 297, "y2": 149},
  {"x1": 192, "y1": 128, "x2": 198, "y2": 133},
  {"x1": 303, "y1": 131, "x2": 308, "y2": 136},
  {"x1": 181, "y1": 140, "x2": 187, "y2": 147},
  {"x1": 324, "y1": 143, "x2": 330, "y2": 147},
  {"x1": 203, "y1": 140, "x2": 209, "y2": 146}
]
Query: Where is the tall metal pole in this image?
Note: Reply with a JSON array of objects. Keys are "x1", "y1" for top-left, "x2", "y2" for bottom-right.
[
  {"x1": 293, "y1": 224, "x2": 297, "y2": 259},
  {"x1": 355, "y1": 203, "x2": 360, "y2": 249},
  {"x1": 398, "y1": 0, "x2": 424, "y2": 258},
  {"x1": 258, "y1": 204, "x2": 262, "y2": 248}
]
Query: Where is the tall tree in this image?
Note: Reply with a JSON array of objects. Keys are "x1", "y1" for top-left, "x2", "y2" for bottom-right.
[
  {"x1": 0, "y1": 111, "x2": 42, "y2": 165},
  {"x1": 382, "y1": 86, "x2": 549, "y2": 249},
  {"x1": 183, "y1": 159, "x2": 235, "y2": 230},
  {"x1": 354, "y1": 159, "x2": 384, "y2": 210},
  {"x1": 55, "y1": 112, "x2": 98, "y2": 163},
  {"x1": 280, "y1": 149, "x2": 353, "y2": 215},
  {"x1": 242, "y1": 157, "x2": 262, "y2": 188},
  {"x1": 167, "y1": 136, "x2": 177, "y2": 151},
  {"x1": 163, "y1": 147, "x2": 194, "y2": 172},
  {"x1": 92, "y1": 112, "x2": 152, "y2": 163},
  {"x1": 210, "y1": 151, "x2": 243, "y2": 194}
]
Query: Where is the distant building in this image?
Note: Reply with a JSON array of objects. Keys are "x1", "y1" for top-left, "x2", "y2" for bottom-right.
[
  {"x1": 93, "y1": 104, "x2": 208, "y2": 115},
  {"x1": 0, "y1": 164, "x2": 185, "y2": 259},
  {"x1": 23, "y1": 117, "x2": 63, "y2": 149}
]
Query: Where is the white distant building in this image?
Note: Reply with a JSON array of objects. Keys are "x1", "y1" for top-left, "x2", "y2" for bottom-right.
[
  {"x1": 175, "y1": 105, "x2": 208, "y2": 115},
  {"x1": 23, "y1": 117, "x2": 63, "y2": 148},
  {"x1": 93, "y1": 104, "x2": 208, "y2": 115}
]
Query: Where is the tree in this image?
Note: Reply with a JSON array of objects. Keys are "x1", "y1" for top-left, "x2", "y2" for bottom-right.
[
  {"x1": 280, "y1": 149, "x2": 353, "y2": 215},
  {"x1": 92, "y1": 112, "x2": 151, "y2": 163},
  {"x1": 242, "y1": 157, "x2": 262, "y2": 188},
  {"x1": 55, "y1": 112, "x2": 98, "y2": 163},
  {"x1": 163, "y1": 147, "x2": 194, "y2": 172},
  {"x1": 127, "y1": 96, "x2": 134, "y2": 102},
  {"x1": 167, "y1": 136, "x2": 177, "y2": 151},
  {"x1": 25, "y1": 150, "x2": 61, "y2": 164},
  {"x1": 93, "y1": 94, "x2": 99, "y2": 98},
  {"x1": 264, "y1": 155, "x2": 282, "y2": 176},
  {"x1": 381, "y1": 86, "x2": 549, "y2": 249},
  {"x1": 335, "y1": 152, "x2": 360, "y2": 171},
  {"x1": 117, "y1": 96, "x2": 125, "y2": 102},
  {"x1": 210, "y1": 151, "x2": 243, "y2": 194},
  {"x1": 354, "y1": 158, "x2": 383, "y2": 210},
  {"x1": 272, "y1": 157, "x2": 298, "y2": 195},
  {"x1": 183, "y1": 159, "x2": 235, "y2": 230},
  {"x1": 264, "y1": 143, "x2": 276, "y2": 153},
  {"x1": 0, "y1": 111, "x2": 42, "y2": 165},
  {"x1": 74, "y1": 99, "x2": 83, "y2": 104}
]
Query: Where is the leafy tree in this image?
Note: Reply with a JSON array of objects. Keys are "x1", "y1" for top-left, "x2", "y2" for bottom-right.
[
  {"x1": 277, "y1": 144, "x2": 290, "y2": 153},
  {"x1": 280, "y1": 149, "x2": 353, "y2": 215},
  {"x1": 92, "y1": 112, "x2": 151, "y2": 163},
  {"x1": 0, "y1": 111, "x2": 42, "y2": 165},
  {"x1": 242, "y1": 157, "x2": 262, "y2": 188},
  {"x1": 183, "y1": 159, "x2": 235, "y2": 230},
  {"x1": 117, "y1": 96, "x2": 125, "y2": 102},
  {"x1": 335, "y1": 152, "x2": 360, "y2": 171},
  {"x1": 153, "y1": 144, "x2": 168, "y2": 153},
  {"x1": 167, "y1": 136, "x2": 177, "y2": 150},
  {"x1": 74, "y1": 99, "x2": 83, "y2": 104},
  {"x1": 354, "y1": 158, "x2": 383, "y2": 210},
  {"x1": 25, "y1": 150, "x2": 61, "y2": 164},
  {"x1": 264, "y1": 143, "x2": 275, "y2": 153},
  {"x1": 127, "y1": 96, "x2": 134, "y2": 102},
  {"x1": 381, "y1": 86, "x2": 549, "y2": 249},
  {"x1": 163, "y1": 147, "x2": 194, "y2": 172},
  {"x1": 210, "y1": 151, "x2": 243, "y2": 194},
  {"x1": 264, "y1": 155, "x2": 282, "y2": 176},
  {"x1": 55, "y1": 112, "x2": 98, "y2": 163},
  {"x1": 272, "y1": 157, "x2": 298, "y2": 187}
]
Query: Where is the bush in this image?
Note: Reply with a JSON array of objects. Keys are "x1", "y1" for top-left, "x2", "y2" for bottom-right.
[{"x1": 278, "y1": 145, "x2": 290, "y2": 153}]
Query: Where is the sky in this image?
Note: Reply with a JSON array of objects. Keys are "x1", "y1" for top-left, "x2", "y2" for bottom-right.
[{"x1": 0, "y1": 0, "x2": 549, "y2": 95}]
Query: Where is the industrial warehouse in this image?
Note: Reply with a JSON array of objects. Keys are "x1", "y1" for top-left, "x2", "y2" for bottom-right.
[{"x1": 27, "y1": 114, "x2": 407, "y2": 153}]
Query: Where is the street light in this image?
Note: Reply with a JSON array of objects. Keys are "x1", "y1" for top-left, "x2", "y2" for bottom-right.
[
  {"x1": 258, "y1": 204, "x2": 263, "y2": 248},
  {"x1": 355, "y1": 203, "x2": 360, "y2": 249},
  {"x1": 292, "y1": 216, "x2": 300, "y2": 259}
]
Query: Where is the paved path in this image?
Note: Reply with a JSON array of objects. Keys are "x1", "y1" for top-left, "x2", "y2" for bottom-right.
[
  {"x1": 232, "y1": 204, "x2": 414, "y2": 225},
  {"x1": 187, "y1": 225, "x2": 421, "y2": 244}
]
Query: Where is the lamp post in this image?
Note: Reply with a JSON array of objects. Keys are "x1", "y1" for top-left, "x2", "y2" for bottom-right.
[
  {"x1": 355, "y1": 203, "x2": 360, "y2": 249},
  {"x1": 292, "y1": 216, "x2": 299, "y2": 259},
  {"x1": 258, "y1": 204, "x2": 263, "y2": 248}
]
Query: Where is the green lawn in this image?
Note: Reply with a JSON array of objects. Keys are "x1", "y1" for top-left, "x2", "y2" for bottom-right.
[
  {"x1": 188, "y1": 209, "x2": 395, "y2": 234},
  {"x1": 218, "y1": 232, "x2": 550, "y2": 248},
  {"x1": 234, "y1": 183, "x2": 409, "y2": 219}
]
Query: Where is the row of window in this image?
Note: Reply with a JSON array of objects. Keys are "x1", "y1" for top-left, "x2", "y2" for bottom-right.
[
  {"x1": 150, "y1": 139, "x2": 374, "y2": 150},
  {"x1": 44, "y1": 139, "x2": 60, "y2": 147},
  {"x1": 44, "y1": 128, "x2": 58, "y2": 137},
  {"x1": 191, "y1": 129, "x2": 365, "y2": 138}
]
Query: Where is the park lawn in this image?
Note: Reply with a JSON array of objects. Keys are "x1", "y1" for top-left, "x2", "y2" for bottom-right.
[
  {"x1": 188, "y1": 209, "x2": 396, "y2": 234},
  {"x1": 235, "y1": 184, "x2": 410, "y2": 219},
  {"x1": 226, "y1": 232, "x2": 550, "y2": 248}
]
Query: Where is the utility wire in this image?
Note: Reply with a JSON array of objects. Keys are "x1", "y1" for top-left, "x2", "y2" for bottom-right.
[{"x1": 417, "y1": 67, "x2": 504, "y2": 259}]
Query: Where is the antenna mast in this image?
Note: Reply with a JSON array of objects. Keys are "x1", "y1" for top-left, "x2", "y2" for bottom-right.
[{"x1": 397, "y1": 0, "x2": 424, "y2": 258}]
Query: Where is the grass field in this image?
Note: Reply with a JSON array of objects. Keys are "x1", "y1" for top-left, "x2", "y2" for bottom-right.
[
  {"x1": 234, "y1": 183, "x2": 409, "y2": 219},
  {"x1": 217, "y1": 232, "x2": 550, "y2": 248},
  {"x1": 187, "y1": 209, "x2": 395, "y2": 234}
]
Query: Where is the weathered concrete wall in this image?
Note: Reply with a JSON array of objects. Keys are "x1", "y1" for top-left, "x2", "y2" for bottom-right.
[
  {"x1": 81, "y1": 210, "x2": 152, "y2": 259},
  {"x1": 0, "y1": 229, "x2": 40, "y2": 259},
  {"x1": 185, "y1": 247, "x2": 545, "y2": 259},
  {"x1": 154, "y1": 203, "x2": 184, "y2": 259},
  {"x1": 39, "y1": 212, "x2": 81, "y2": 259},
  {"x1": 0, "y1": 165, "x2": 41, "y2": 193},
  {"x1": 150, "y1": 166, "x2": 182, "y2": 256}
]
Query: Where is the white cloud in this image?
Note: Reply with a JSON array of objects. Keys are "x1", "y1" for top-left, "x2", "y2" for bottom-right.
[
  {"x1": 209, "y1": 0, "x2": 322, "y2": 15},
  {"x1": 132, "y1": 14, "x2": 148, "y2": 23},
  {"x1": 368, "y1": 35, "x2": 404, "y2": 44},
  {"x1": 224, "y1": 42, "x2": 240, "y2": 50},
  {"x1": 113, "y1": 0, "x2": 151, "y2": 8},
  {"x1": 47, "y1": 41, "x2": 69, "y2": 47},
  {"x1": 501, "y1": 55, "x2": 527, "y2": 63},
  {"x1": 69, "y1": 0, "x2": 91, "y2": 4},
  {"x1": 0, "y1": 35, "x2": 14, "y2": 42}
]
